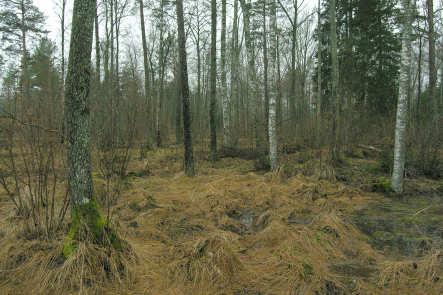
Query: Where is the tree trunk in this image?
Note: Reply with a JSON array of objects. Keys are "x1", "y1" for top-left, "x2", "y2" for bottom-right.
[
  {"x1": 416, "y1": 30, "x2": 422, "y2": 120},
  {"x1": 174, "y1": 58, "x2": 183, "y2": 144},
  {"x1": 316, "y1": 0, "x2": 322, "y2": 146},
  {"x1": 290, "y1": 0, "x2": 297, "y2": 128},
  {"x1": 210, "y1": 0, "x2": 217, "y2": 161},
  {"x1": 62, "y1": 0, "x2": 67, "y2": 86},
  {"x1": 239, "y1": 0, "x2": 260, "y2": 151},
  {"x1": 426, "y1": 0, "x2": 437, "y2": 122},
  {"x1": 176, "y1": 0, "x2": 195, "y2": 176},
  {"x1": 392, "y1": 0, "x2": 412, "y2": 193},
  {"x1": 221, "y1": 0, "x2": 230, "y2": 149},
  {"x1": 263, "y1": 0, "x2": 269, "y2": 147},
  {"x1": 63, "y1": 0, "x2": 111, "y2": 257},
  {"x1": 268, "y1": 0, "x2": 278, "y2": 170},
  {"x1": 230, "y1": 0, "x2": 240, "y2": 145},
  {"x1": 139, "y1": 0, "x2": 151, "y2": 143},
  {"x1": 94, "y1": 0, "x2": 100, "y2": 82},
  {"x1": 156, "y1": 0, "x2": 166, "y2": 147},
  {"x1": 329, "y1": 0, "x2": 340, "y2": 163},
  {"x1": 20, "y1": 0, "x2": 29, "y2": 102},
  {"x1": 104, "y1": 1, "x2": 109, "y2": 85}
]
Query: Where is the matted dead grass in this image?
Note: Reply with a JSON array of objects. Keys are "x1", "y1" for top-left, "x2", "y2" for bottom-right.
[{"x1": 0, "y1": 146, "x2": 442, "y2": 294}]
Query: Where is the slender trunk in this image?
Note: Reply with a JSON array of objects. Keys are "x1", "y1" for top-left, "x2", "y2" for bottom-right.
[
  {"x1": 221, "y1": 0, "x2": 230, "y2": 149},
  {"x1": 269, "y1": 0, "x2": 278, "y2": 170},
  {"x1": 392, "y1": 0, "x2": 412, "y2": 193},
  {"x1": 329, "y1": 0, "x2": 340, "y2": 162},
  {"x1": 62, "y1": 0, "x2": 67, "y2": 87},
  {"x1": 316, "y1": 0, "x2": 322, "y2": 145},
  {"x1": 416, "y1": 32, "x2": 422, "y2": 120},
  {"x1": 104, "y1": 2, "x2": 110, "y2": 84},
  {"x1": 263, "y1": 0, "x2": 269, "y2": 146},
  {"x1": 239, "y1": 0, "x2": 260, "y2": 151},
  {"x1": 175, "y1": 59, "x2": 182, "y2": 144},
  {"x1": 210, "y1": 0, "x2": 217, "y2": 161},
  {"x1": 196, "y1": 31, "x2": 201, "y2": 140},
  {"x1": 139, "y1": 0, "x2": 151, "y2": 142},
  {"x1": 230, "y1": 0, "x2": 239, "y2": 145},
  {"x1": 276, "y1": 33, "x2": 282, "y2": 130},
  {"x1": 114, "y1": 0, "x2": 120, "y2": 92},
  {"x1": 110, "y1": 0, "x2": 114, "y2": 81},
  {"x1": 426, "y1": 0, "x2": 437, "y2": 122},
  {"x1": 176, "y1": 0, "x2": 195, "y2": 176},
  {"x1": 94, "y1": 0, "x2": 100, "y2": 82},
  {"x1": 20, "y1": 0, "x2": 29, "y2": 102},
  {"x1": 156, "y1": 0, "x2": 166, "y2": 147},
  {"x1": 290, "y1": 0, "x2": 297, "y2": 127}
]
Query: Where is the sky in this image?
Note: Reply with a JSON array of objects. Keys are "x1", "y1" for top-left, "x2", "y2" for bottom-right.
[
  {"x1": 34, "y1": 0, "x2": 319, "y2": 42},
  {"x1": 34, "y1": 0, "x2": 66, "y2": 41}
]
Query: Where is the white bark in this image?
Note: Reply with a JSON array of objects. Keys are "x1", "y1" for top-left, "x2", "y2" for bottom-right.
[
  {"x1": 392, "y1": 0, "x2": 412, "y2": 193},
  {"x1": 221, "y1": 0, "x2": 230, "y2": 148},
  {"x1": 268, "y1": 0, "x2": 278, "y2": 170}
]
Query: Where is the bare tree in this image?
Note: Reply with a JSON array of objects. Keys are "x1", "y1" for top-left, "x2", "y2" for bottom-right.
[
  {"x1": 176, "y1": 0, "x2": 195, "y2": 176},
  {"x1": 392, "y1": 0, "x2": 413, "y2": 193}
]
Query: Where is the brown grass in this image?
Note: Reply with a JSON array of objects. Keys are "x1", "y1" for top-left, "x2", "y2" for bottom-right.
[{"x1": 0, "y1": 146, "x2": 442, "y2": 294}]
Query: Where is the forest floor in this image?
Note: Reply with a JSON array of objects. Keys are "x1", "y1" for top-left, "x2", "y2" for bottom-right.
[{"x1": 0, "y1": 145, "x2": 442, "y2": 294}]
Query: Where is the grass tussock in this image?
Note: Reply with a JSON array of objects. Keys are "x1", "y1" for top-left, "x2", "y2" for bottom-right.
[
  {"x1": 0, "y1": 146, "x2": 442, "y2": 294},
  {"x1": 170, "y1": 233, "x2": 245, "y2": 292},
  {"x1": 0, "y1": 222, "x2": 136, "y2": 295}
]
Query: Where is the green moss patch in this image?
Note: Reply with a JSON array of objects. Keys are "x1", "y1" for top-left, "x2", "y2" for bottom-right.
[{"x1": 63, "y1": 199, "x2": 123, "y2": 258}]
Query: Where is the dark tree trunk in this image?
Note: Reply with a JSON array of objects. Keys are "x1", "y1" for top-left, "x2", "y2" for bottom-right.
[
  {"x1": 139, "y1": 0, "x2": 151, "y2": 143},
  {"x1": 176, "y1": 0, "x2": 195, "y2": 176},
  {"x1": 63, "y1": 0, "x2": 111, "y2": 257}
]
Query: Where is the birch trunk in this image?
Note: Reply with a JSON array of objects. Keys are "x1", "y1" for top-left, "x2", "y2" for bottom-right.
[
  {"x1": 316, "y1": 0, "x2": 322, "y2": 147},
  {"x1": 268, "y1": 0, "x2": 278, "y2": 170},
  {"x1": 239, "y1": 0, "x2": 261, "y2": 151},
  {"x1": 392, "y1": 0, "x2": 412, "y2": 193},
  {"x1": 290, "y1": 0, "x2": 297, "y2": 128},
  {"x1": 230, "y1": 0, "x2": 239, "y2": 145},
  {"x1": 221, "y1": 0, "x2": 230, "y2": 149},
  {"x1": 210, "y1": 0, "x2": 217, "y2": 161},
  {"x1": 94, "y1": 0, "x2": 99, "y2": 82},
  {"x1": 263, "y1": 0, "x2": 269, "y2": 146}
]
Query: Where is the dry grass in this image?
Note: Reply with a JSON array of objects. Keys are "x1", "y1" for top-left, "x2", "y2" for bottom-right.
[{"x1": 0, "y1": 146, "x2": 442, "y2": 294}]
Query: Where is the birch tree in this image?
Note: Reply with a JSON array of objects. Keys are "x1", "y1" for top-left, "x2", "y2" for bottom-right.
[
  {"x1": 210, "y1": 0, "x2": 217, "y2": 161},
  {"x1": 239, "y1": 0, "x2": 261, "y2": 151},
  {"x1": 268, "y1": 0, "x2": 278, "y2": 170},
  {"x1": 221, "y1": 0, "x2": 230, "y2": 149},
  {"x1": 392, "y1": 0, "x2": 412, "y2": 193},
  {"x1": 230, "y1": 0, "x2": 240, "y2": 145}
]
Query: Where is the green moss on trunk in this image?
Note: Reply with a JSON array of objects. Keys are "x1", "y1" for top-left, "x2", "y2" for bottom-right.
[{"x1": 63, "y1": 199, "x2": 122, "y2": 258}]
